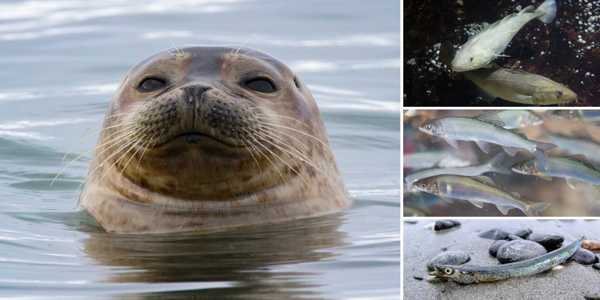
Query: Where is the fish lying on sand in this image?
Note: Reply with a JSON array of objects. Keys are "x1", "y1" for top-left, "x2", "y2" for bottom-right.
[
  {"x1": 478, "y1": 110, "x2": 543, "y2": 129},
  {"x1": 512, "y1": 156, "x2": 600, "y2": 187},
  {"x1": 418, "y1": 117, "x2": 555, "y2": 164},
  {"x1": 405, "y1": 152, "x2": 510, "y2": 190},
  {"x1": 465, "y1": 68, "x2": 577, "y2": 105},
  {"x1": 548, "y1": 135, "x2": 600, "y2": 165},
  {"x1": 429, "y1": 238, "x2": 581, "y2": 284},
  {"x1": 413, "y1": 175, "x2": 549, "y2": 216},
  {"x1": 404, "y1": 150, "x2": 471, "y2": 170},
  {"x1": 451, "y1": 0, "x2": 557, "y2": 72}
]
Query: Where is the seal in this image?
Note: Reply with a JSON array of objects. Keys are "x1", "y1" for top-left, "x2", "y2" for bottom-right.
[{"x1": 79, "y1": 46, "x2": 351, "y2": 233}]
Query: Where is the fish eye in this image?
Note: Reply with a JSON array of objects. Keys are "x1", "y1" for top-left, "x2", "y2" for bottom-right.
[
  {"x1": 444, "y1": 268, "x2": 454, "y2": 275},
  {"x1": 138, "y1": 77, "x2": 167, "y2": 93},
  {"x1": 242, "y1": 76, "x2": 277, "y2": 93}
]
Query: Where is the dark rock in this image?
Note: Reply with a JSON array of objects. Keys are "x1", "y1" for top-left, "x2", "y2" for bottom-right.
[
  {"x1": 507, "y1": 234, "x2": 523, "y2": 240},
  {"x1": 405, "y1": 220, "x2": 418, "y2": 224},
  {"x1": 573, "y1": 248, "x2": 598, "y2": 265},
  {"x1": 413, "y1": 276, "x2": 424, "y2": 281},
  {"x1": 478, "y1": 229, "x2": 510, "y2": 240},
  {"x1": 527, "y1": 233, "x2": 564, "y2": 251},
  {"x1": 489, "y1": 240, "x2": 508, "y2": 257},
  {"x1": 593, "y1": 262, "x2": 600, "y2": 271},
  {"x1": 433, "y1": 220, "x2": 461, "y2": 231},
  {"x1": 514, "y1": 228, "x2": 532, "y2": 239},
  {"x1": 426, "y1": 250, "x2": 471, "y2": 272},
  {"x1": 496, "y1": 240, "x2": 547, "y2": 264}
]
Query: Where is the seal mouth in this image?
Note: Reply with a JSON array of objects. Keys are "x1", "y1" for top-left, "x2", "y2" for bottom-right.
[{"x1": 157, "y1": 131, "x2": 241, "y2": 149}]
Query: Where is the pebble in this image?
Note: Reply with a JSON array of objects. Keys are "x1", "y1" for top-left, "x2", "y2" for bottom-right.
[
  {"x1": 527, "y1": 233, "x2": 564, "y2": 251},
  {"x1": 514, "y1": 228, "x2": 532, "y2": 239},
  {"x1": 426, "y1": 250, "x2": 471, "y2": 272},
  {"x1": 478, "y1": 228, "x2": 510, "y2": 240},
  {"x1": 583, "y1": 240, "x2": 600, "y2": 251},
  {"x1": 593, "y1": 262, "x2": 600, "y2": 271},
  {"x1": 507, "y1": 234, "x2": 523, "y2": 240},
  {"x1": 573, "y1": 248, "x2": 598, "y2": 265},
  {"x1": 433, "y1": 220, "x2": 461, "y2": 231},
  {"x1": 496, "y1": 240, "x2": 547, "y2": 264},
  {"x1": 489, "y1": 240, "x2": 508, "y2": 257}
]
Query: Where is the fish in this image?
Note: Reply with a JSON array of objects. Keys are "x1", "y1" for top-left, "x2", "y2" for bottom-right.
[
  {"x1": 477, "y1": 110, "x2": 543, "y2": 129},
  {"x1": 465, "y1": 68, "x2": 577, "y2": 105},
  {"x1": 405, "y1": 152, "x2": 511, "y2": 190},
  {"x1": 429, "y1": 238, "x2": 582, "y2": 284},
  {"x1": 512, "y1": 156, "x2": 600, "y2": 187},
  {"x1": 548, "y1": 135, "x2": 600, "y2": 165},
  {"x1": 403, "y1": 191, "x2": 446, "y2": 216},
  {"x1": 451, "y1": 0, "x2": 556, "y2": 72},
  {"x1": 404, "y1": 150, "x2": 471, "y2": 170},
  {"x1": 412, "y1": 175, "x2": 549, "y2": 216},
  {"x1": 418, "y1": 116, "x2": 555, "y2": 162}
]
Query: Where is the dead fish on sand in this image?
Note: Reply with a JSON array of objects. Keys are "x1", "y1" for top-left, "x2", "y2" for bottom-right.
[
  {"x1": 451, "y1": 0, "x2": 557, "y2": 72},
  {"x1": 465, "y1": 68, "x2": 577, "y2": 105}
]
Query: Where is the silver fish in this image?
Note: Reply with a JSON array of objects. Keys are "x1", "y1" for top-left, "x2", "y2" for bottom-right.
[
  {"x1": 548, "y1": 135, "x2": 600, "y2": 165},
  {"x1": 451, "y1": 0, "x2": 557, "y2": 72},
  {"x1": 512, "y1": 156, "x2": 600, "y2": 186},
  {"x1": 430, "y1": 238, "x2": 581, "y2": 284},
  {"x1": 418, "y1": 117, "x2": 555, "y2": 159},
  {"x1": 478, "y1": 110, "x2": 543, "y2": 129},
  {"x1": 465, "y1": 68, "x2": 577, "y2": 105},
  {"x1": 405, "y1": 152, "x2": 510, "y2": 190},
  {"x1": 413, "y1": 175, "x2": 549, "y2": 216}
]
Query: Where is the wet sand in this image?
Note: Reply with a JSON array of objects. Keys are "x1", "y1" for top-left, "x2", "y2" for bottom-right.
[{"x1": 404, "y1": 220, "x2": 600, "y2": 299}]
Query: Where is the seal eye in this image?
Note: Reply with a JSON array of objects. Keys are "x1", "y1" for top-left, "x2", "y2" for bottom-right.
[
  {"x1": 243, "y1": 77, "x2": 277, "y2": 93},
  {"x1": 138, "y1": 77, "x2": 167, "y2": 93}
]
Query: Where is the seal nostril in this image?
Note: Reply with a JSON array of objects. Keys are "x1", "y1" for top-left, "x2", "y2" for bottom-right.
[{"x1": 182, "y1": 85, "x2": 212, "y2": 103}]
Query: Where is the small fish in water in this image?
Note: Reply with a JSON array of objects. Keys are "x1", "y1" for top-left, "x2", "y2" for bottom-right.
[
  {"x1": 465, "y1": 68, "x2": 577, "y2": 105},
  {"x1": 451, "y1": 0, "x2": 557, "y2": 72},
  {"x1": 404, "y1": 150, "x2": 471, "y2": 170},
  {"x1": 548, "y1": 135, "x2": 600, "y2": 165},
  {"x1": 413, "y1": 175, "x2": 549, "y2": 216},
  {"x1": 403, "y1": 191, "x2": 446, "y2": 216},
  {"x1": 477, "y1": 110, "x2": 543, "y2": 129},
  {"x1": 430, "y1": 238, "x2": 582, "y2": 284},
  {"x1": 512, "y1": 156, "x2": 600, "y2": 187},
  {"x1": 418, "y1": 117, "x2": 555, "y2": 165},
  {"x1": 404, "y1": 152, "x2": 511, "y2": 190}
]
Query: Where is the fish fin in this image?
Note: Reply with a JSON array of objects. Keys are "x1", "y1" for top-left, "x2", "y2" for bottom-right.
[
  {"x1": 474, "y1": 175, "x2": 495, "y2": 186},
  {"x1": 525, "y1": 203, "x2": 550, "y2": 216},
  {"x1": 446, "y1": 139, "x2": 460, "y2": 149},
  {"x1": 475, "y1": 140, "x2": 494, "y2": 154},
  {"x1": 536, "y1": 0, "x2": 557, "y2": 24},
  {"x1": 566, "y1": 179, "x2": 577, "y2": 189},
  {"x1": 503, "y1": 146, "x2": 520, "y2": 157},
  {"x1": 476, "y1": 114, "x2": 506, "y2": 128},
  {"x1": 535, "y1": 141, "x2": 556, "y2": 152},
  {"x1": 497, "y1": 205, "x2": 511, "y2": 215},
  {"x1": 468, "y1": 200, "x2": 484, "y2": 209},
  {"x1": 510, "y1": 191, "x2": 521, "y2": 198},
  {"x1": 486, "y1": 152, "x2": 512, "y2": 175},
  {"x1": 513, "y1": 94, "x2": 534, "y2": 104},
  {"x1": 519, "y1": 5, "x2": 536, "y2": 15}
]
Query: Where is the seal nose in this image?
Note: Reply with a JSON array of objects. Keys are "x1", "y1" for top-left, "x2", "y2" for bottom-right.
[{"x1": 182, "y1": 85, "x2": 212, "y2": 104}]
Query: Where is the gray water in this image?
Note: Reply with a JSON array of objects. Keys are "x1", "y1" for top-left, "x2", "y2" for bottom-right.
[{"x1": 0, "y1": 1, "x2": 400, "y2": 299}]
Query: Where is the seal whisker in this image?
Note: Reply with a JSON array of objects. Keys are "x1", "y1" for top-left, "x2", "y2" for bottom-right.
[
  {"x1": 255, "y1": 125, "x2": 310, "y2": 152},
  {"x1": 244, "y1": 132, "x2": 288, "y2": 185},
  {"x1": 254, "y1": 129, "x2": 325, "y2": 175},
  {"x1": 253, "y1": 120, "x2": 328, "y2": 148},
  {"x1": 252, "y1": 132, "x2": 312, "y2": 186}
]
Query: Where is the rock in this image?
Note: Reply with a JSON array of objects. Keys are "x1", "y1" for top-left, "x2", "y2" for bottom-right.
[
  {"x1": 573, "y1": 248, "x2": 598, "y2": 265},
  {"x1": 413, "y1": 276, "x2": 424, "y2": 281},
  {"x1": 583, "y1": 240, "x2": 600, "y2": 251},
  {"x1": 593, "y1": 262, "x2": 600, "y2": 271},
  {"x1": 496, "y1": 240, "x2": 547, "y2": 264},
  {"x1": 433, "y1": 220, "x2": 461, "y2": 231},
  {"x1": 514, "y1": 228, "x2": 532, "y2": 239},
  {"x1": 426, "y1": 250, "x2": 471, "y2": 272},
  {"x1": 507, "y1": 234, "x2": 523, "y2": 240},
  {"x1": 478, "y1": 229, "x2": 510, "y2": 240},
  {"x1": 527, "y1": 233, "x2": 564, "y2": 251},
  {"x1": 489, "y1": 240, "x2": 508, "y2": 257}
]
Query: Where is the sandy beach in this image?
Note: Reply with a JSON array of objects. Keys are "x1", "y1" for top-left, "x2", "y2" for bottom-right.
[{"x1": 404, "y1": 219, "x2": 600, "y2": 299}]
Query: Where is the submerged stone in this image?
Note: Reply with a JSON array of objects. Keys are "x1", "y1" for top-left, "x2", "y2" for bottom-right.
[
  {"x1": 573, "y1": 248, "x2": 598, "y2": 265},
  {"x1": 527, "y1": 233, "x2": 564, "y2": 251},
  {"x1": 514, "y1": 228, "x2": 532, "y2": 239},
  {"x1": 433, "y1": 220, "x2": 461, "y2": 231},
  {"x1": 479, "y1": 228, "x2": 510, "y2": 240},
  {"x1": 496, "y1": 240, "x2": 547, "y2": 264},
  {"x1": 489, "y1": 240, "x2": 508, "y2": 257}
]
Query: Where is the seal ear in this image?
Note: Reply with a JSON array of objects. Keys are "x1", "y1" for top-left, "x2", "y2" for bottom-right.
[{"x1": 293, "y1": 77, "x2": 301, "y2": 89}]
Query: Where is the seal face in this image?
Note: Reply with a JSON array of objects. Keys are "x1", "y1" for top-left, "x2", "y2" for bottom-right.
[{"x1": 80, "y1": 46, "x2": 350, "y2": 233}]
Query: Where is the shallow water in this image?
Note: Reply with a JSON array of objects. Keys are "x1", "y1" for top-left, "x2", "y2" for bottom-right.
[{"x1": 0, "y1": 1, "x2": 400, "y2": 299}]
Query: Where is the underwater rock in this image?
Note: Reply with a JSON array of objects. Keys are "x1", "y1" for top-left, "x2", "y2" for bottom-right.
[
  {"x1": 433, "y1": 220, "x2": 461, "y2": 231},
  {"x1": 489, "y1": 240, "x2": 508, "y2": 257},
  {"x1": 527, "y1": 233, "x2": 564, "y2": 251},
  {"x1": 514, "y1": 228, "x2": 533, "y2": 239},
  {"x1": 583, "y1": 240, "x2": 600, "y2": 252},
  {"x1": 573, "y1": 248, "x2": 598, "y2": 265},
  {"x1": 496, "y1": 240, "x2": 547, "y2": 264},
  {"x1": 479, "y1": 228, "x2": 510, "y2": 240},
  {"x1": 426, "y1": 250, "x2": 471, "y2": 272}
]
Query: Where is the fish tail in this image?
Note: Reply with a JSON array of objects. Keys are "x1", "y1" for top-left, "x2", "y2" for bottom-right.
[
  {"x1": 485, "y1": 152, "x2": 511, "y2": 175},
  {"x1": 536, "y1": 0, "x2": 557, "y2": 24},
  {"x1": 525, "y1": 202, "x2": 550, "y2": 216}
]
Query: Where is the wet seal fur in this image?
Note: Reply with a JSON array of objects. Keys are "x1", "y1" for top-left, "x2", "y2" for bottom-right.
[{"x1": 80, "y1": 46, "x2": 350, "y2": 233}]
